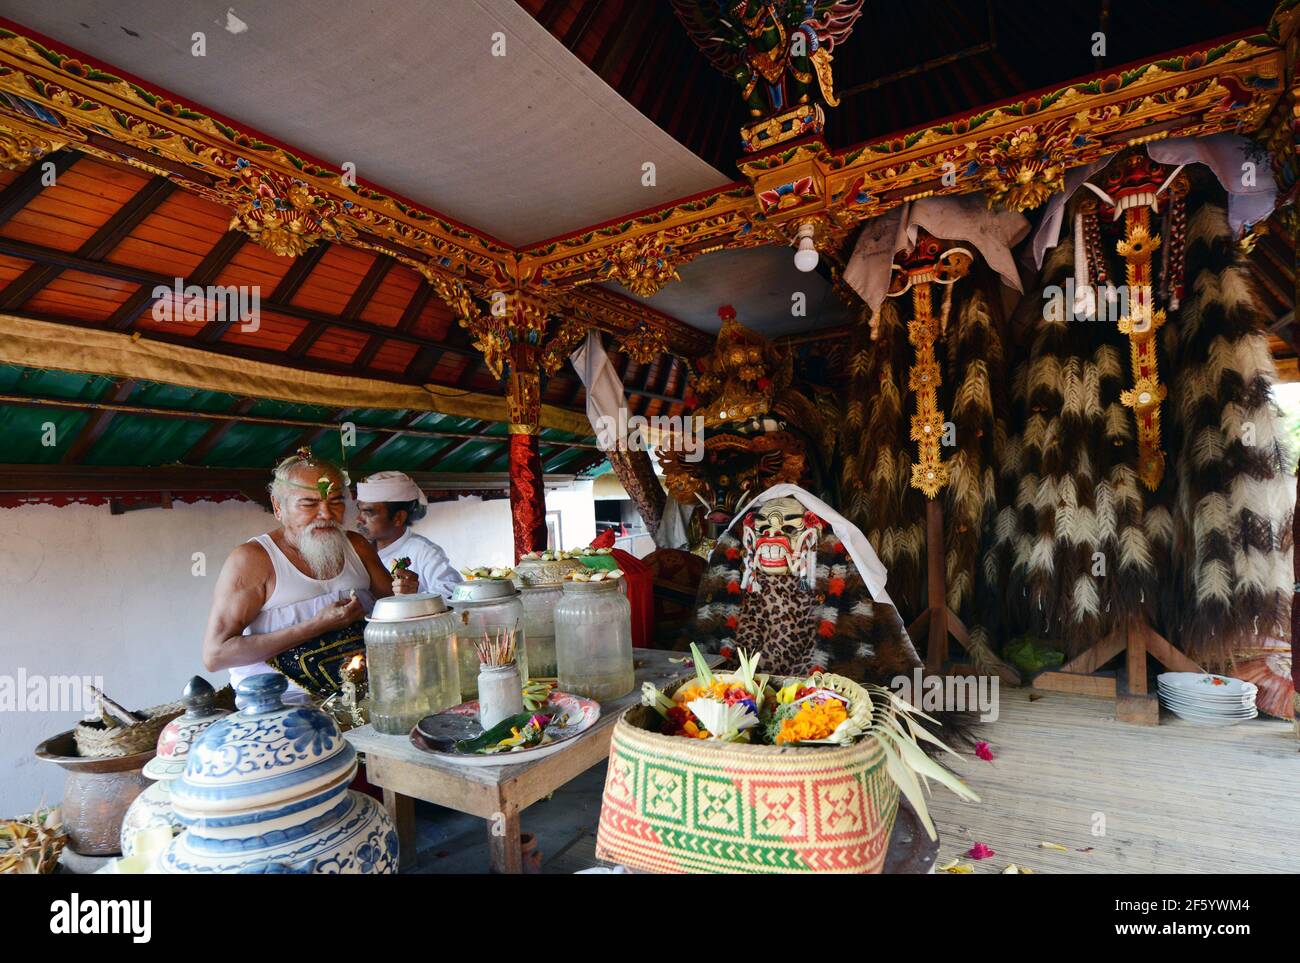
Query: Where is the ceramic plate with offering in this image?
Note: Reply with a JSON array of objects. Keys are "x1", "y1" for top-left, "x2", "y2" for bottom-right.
[{"x1": 411, "y1": 690, "x2": 599, "y2": 766}]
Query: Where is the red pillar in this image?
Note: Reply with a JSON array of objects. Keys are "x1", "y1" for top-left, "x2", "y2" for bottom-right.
[{"x1": 506, "y1": 370, "x2": 547, "y2": 561}]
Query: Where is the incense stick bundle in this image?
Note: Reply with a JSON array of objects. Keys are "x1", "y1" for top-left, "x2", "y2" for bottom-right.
[{"x1": 475, "y1": 626, "x2": 516, "y2": 667}]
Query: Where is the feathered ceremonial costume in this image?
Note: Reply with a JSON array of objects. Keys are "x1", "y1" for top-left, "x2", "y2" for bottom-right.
[
  {"x1": 684, "y1": 485, "x2": 924, "y2": 686},
  {"x1": 993, "y1": 159, "x2": 1292, "y2": 667},
  {"x1": 839, "y1": 196, "x2": 1026, "y2": 676}
]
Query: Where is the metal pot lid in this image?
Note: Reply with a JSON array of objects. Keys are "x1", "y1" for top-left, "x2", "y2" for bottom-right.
[
  {"x1": 450, "y1": 579, "x2": 518, "y2": 604},
  {"x1": 171, "y1": 674, "x2": 355, "y2": 816},
  {"x1": 367, "y1": 592, "x2": 449, "y2": 622}
]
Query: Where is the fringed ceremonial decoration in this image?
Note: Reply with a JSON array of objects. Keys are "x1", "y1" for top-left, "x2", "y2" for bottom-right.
[
  {"x1": 995, "y1": 173, "x2": 1292, "y2": 670},
  {"x1": 991, "y1": 235, "x2": 1166, "y2": 657},
  {"x1": 842, "y1": 298, "x2": 926, "y2": 618},
  {"x1": 1158, "y1": 200, "x2": 1293, "y2": 667},
  {"x1": 842, "y1": 246, "x2": 1008, "y2": 677},
  {"x1": 1078, "y1": 153, "x2": 1190, "y2": 491},
  {"x1": 945, "y1": 283, "x2": 1012, "y2": 678}
]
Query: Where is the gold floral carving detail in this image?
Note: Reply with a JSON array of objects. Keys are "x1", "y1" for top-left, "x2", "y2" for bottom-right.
[
  {"x1": 906, "y1": 283, "x2": 949, "y2": 499},
  {"x1": 619, "y1": 323, "x2": 669, "y2": 365},
  {"x1": 975, "y1": 122, "x2": 1077, "y2": 212},
  {"x1": 0, "y1": 127, "x2": 63, "y2": 171},
  {"x1": 601, "y1": 235, "x2": 681, "y2": 297},
  {"x1": 540, "y1": 316, "x2": 588, "y2": 376},
  {"x1": 1114, "y1": 207, "x2": 1168, "y2": 491},
  {"x1": 226, "y1": 168, "x2": 343, "y2": 257},
  {"x1": 506, "y1": 371, "x2": 542, "y2": 434}
]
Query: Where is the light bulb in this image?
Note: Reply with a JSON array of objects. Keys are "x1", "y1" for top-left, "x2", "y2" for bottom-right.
[{"x1": 793, "y1": 236, "x2": 819, "y2": 272}]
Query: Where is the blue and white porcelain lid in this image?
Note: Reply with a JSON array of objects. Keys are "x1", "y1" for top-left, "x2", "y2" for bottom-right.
[{"x1": 170, "y1": 674, "x2": 355, "y2": 816}]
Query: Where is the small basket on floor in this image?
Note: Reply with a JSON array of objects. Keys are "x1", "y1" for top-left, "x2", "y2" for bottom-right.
[
  {"x1": 596, "y1": 705, "x2": 900, "y2": 874},
  {"x1": 73, "y1": 685, "x2": 236, "y2": 759}
]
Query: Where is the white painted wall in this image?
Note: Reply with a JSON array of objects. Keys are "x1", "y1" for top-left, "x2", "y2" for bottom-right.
[{"x1": 0, "y1": 483, "x2": 595, "y2": 816}]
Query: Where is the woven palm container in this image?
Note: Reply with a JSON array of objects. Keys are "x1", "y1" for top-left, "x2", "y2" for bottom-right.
[{"x1": 596, "y1": 706, "x2": 900, "y2": 874}]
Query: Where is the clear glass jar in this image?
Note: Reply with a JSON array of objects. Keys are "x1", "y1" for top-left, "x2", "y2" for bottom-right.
[
  {"x1": 362, "y1": 594, "x2": 460, "y2": 735},
  {"x1": 519, "y1": 585, "x2": 563, "y2": 678},
  {"x1": 449, "y1": 596, "x2": 526, "y2": 701},
  {"x1": 555, "y1": 579, "x2": 634, "y2": 702}
]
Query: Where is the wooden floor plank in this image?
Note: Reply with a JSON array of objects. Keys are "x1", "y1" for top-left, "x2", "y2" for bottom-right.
[{"x1": 554, "y1": 688, "x2": 1299, "y2": 874}]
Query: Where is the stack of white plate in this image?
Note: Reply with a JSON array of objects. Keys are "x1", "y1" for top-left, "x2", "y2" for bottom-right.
[{"x1": 1157, "y1": 672, "x2": 1258, "y2": 725}]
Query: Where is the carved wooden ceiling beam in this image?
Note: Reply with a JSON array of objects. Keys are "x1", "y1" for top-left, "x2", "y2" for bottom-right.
[{"x1": 0, "y1": 22, "x2": 1285, "y2": 353}]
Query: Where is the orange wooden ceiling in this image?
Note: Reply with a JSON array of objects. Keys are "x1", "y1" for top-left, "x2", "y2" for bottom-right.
[{"x1": 0, "y1": 149, "x2": 692, "y2": 423}]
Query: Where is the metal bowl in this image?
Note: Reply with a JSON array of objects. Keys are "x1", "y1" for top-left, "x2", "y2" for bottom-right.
[
  {"x1": 368, "y1": 592, "x2": 449, "y2": 622},
  {"x1": 449, "y1": 579, "x2": 518, "y2": 604}
]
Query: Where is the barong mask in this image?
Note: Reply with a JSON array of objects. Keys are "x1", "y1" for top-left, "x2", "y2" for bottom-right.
[{"x1": 741, "y1": 496, "x2": 822, "y2": 589}]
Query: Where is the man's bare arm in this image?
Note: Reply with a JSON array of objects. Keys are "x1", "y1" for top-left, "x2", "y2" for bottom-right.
[
  {"x1": 201, "y1": 543, "x2": 324, "y2": 671},
  {"x1": 351, "y1": 531, "x2": 397, "y2": 599}
]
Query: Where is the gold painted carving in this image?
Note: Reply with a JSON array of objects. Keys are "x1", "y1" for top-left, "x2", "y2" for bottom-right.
[
  {"x1": 0, "y1": 125, "x2": 63, "y2": 171},
  {"x1": 619, "y1": 323, "x2": 669, "y2": 365},
  {"x1": 1115, "y1": 204, "x2": 1168, "y2": 491},
  {"x1": 600, "y1": 234, "x2": 682, "y2": 297}
]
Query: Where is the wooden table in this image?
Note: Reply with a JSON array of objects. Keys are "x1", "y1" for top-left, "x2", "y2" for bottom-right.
[{"x1": 346, "y1": 648, "x2": 722, "y2": 874}]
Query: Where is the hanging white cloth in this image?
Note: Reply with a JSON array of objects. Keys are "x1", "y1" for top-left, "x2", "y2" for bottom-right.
[
  {"x1": 842, "y1": 194, "x2": 1029, "y2": 314},
  {"x1": 569, "y1": 329, "x2": 626, "y2": 445}
]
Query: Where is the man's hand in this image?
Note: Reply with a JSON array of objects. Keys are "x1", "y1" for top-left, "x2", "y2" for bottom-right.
[
  {"x1": 311, "y1": 595, "x2": 364, "y2": 634},
  {"x1": 391, "y1": 568, "x2": 419, "y2": 595}
]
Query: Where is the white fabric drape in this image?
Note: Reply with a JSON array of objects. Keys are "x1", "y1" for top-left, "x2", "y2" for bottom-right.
[{"x1": 842, "y1": 194, "x2": 1029, "y2": 313}]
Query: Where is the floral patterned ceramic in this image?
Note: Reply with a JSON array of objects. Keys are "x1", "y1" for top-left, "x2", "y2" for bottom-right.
[
  {"x1": 159, "y1": 674, "x2": 397, "y2": 874},
  {"x1": 142, "y1": 676, "x2": 231, "y2": 782},
  {"x1": 120, "y1": 781, "x2": 177, "y2": 857},
  {"x1": 121, "y1": 676, "x2": 231, "y2": 856}
]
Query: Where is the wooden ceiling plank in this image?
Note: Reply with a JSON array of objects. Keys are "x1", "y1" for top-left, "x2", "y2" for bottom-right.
[
  {"x1": 0, "y1": 149, "x2": 81, "y2": 229},
  {"x1": 0, "y1": 175, "x2": 176, "y2": 312},
  {"x1": 422, "y1": 420, "x2": 493, "y2": 470},
  {"x1": 288, "y1": 253, "x2": 395, "y2": 358},
  {"x1": 348, "y1": 408, "x2": 424, "y2": 466},
  {"x1": 355, "y1": 279, "x2": 434, "y2": 371},
  {"x1": 113, "y1": 229, "x2": 248, "y2": 334}
]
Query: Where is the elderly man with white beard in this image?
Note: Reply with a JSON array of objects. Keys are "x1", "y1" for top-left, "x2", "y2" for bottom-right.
[{"x1": 201, "y1": 449, "x2": 412, "y2": 706}]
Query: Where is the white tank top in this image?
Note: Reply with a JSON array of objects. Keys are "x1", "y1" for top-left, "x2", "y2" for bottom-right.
[{"x1": 230, "y1": 532, "x2": 375, "y2": 704}]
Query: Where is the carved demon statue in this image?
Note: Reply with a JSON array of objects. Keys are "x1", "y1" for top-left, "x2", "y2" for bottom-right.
[{"x1": 658, "y1": 306, "x2": 832, "y2": 546}]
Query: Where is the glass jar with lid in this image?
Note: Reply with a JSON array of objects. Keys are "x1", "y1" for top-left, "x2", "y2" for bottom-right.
[
  {"x1": 363, "y1": 592, "x2": 460, "y2": 734},
  {"x1": 554, "y1": 578, "x2": 634, "y2": 701},
  {"x1": 449, "y1": 579, "x2": 527, "y2": 701},
  {"x1": 513, "y1": 553, "x2": 585, "y2": 678}
]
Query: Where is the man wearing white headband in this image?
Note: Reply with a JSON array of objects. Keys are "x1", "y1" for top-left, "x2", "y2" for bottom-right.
[{"x1": 355, "y1": 470, "x2": 462, "y2": 599}]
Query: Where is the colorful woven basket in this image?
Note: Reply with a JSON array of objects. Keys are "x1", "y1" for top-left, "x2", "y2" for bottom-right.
[{"x1": 596, "y1": 706, "x2": 900, "y2": 874}]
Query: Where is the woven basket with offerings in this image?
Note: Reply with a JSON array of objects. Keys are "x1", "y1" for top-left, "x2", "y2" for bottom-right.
[{"x1": 596, "y1": 646, "x2": 976, "y2": 874}]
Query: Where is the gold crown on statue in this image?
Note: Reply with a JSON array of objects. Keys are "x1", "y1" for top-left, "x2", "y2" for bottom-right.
[{"x1": 689, "y1": 306, "x2": 792, "y2": 428}]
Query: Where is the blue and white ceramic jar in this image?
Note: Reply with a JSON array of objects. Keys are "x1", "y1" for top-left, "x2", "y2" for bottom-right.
[
  {"x1": 121, "y1": 676, "x2": 231, "y2": 857},
  {"x1": 159, "y1": 674, "x2": 397, "y2": 874}
]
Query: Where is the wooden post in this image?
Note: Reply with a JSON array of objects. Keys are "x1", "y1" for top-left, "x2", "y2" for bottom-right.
[
  {"x1": 924, "y1": 499, "x2": 947, "y2": 675},
  {"x1": 912, "y1": 498, "x2": 1020, "y2": 684}
]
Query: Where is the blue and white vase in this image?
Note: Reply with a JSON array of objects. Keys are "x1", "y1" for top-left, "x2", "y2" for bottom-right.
[
  {"x1": 122, "y1": 676, "x2": 232, "y2": 857},
  {"x1": 159, "y1": 674, "x2": 397, "y2": 874}
]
